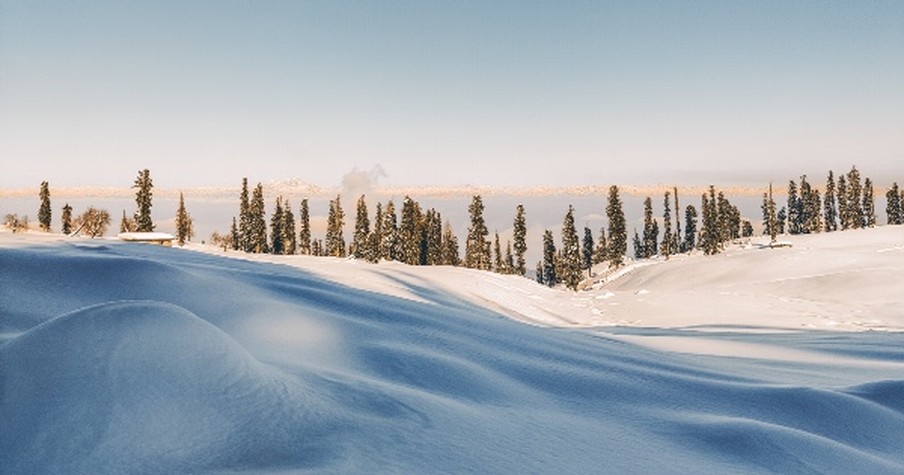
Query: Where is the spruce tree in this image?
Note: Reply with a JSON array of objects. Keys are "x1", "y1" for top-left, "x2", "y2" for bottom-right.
[
  {"x1": 777, "y1": 207, "x2": 787, "y2": 234},
  {"x1": 672, "y1": 187, "x2": 681, "y2": 253},
  {"x1": 847, "y1": 166, "x2": 863, "y2": 228},
  {"x1": 700, "y1": 189, "x2": 720, "y2": 255},
  {"x1": 230, "y1": 217, "x2": 239, "y2": 250},
  {"x1": 239, "y1": 178, "x2": 252, "y2": 252},
  {"x1": 368, "y1": 202, "x2": 384, "y2": 262},
  {"x1": 763, "y1": 183, "x2": 778, "y2": 242},
  {"x1": 352, "y1": 195, "x2": 371, "y2": 259},
  {"x1": 535, "y1": 261, "x2": 545, "y2": 285},
  {"x1": 298, "y1": 198, "x2": 311, "y2": 255},
  {"x1": 465, "y1": 195, "x2": 490, "y2": 270},
  {"x1": 283, "y1": 200, "x2": 297, "y2": 254},
  {"x1": 175, "y1": 192, "x2": 194, "y2": 246},
  {"x1": 382, "y1": 200, "x2": 399, "y2": 261},
  {"x1": 541, "y1": 230, "x2": 557, "y2": 287},
  {"x1": 493, "y1": 232, "x2": 504, "y2": 273},
  {"x1": 132, "y1": 169, "x2": 155, "y2": 232},
  {"x1": 582, "y1": 227, "x2": 594, "y2": 277},
  {"x1": 270, "y1": 197, "x2": 284, "y2": 254},
  {"x1": 250, "y1": 183, "x2": 268, "y2": 253},
  {"x1": 441, "y1": 221, "x2": 460, "y2": 266},
  {"x1": 837, "y1": 174, "x2": 849, "y2": 230},
  {"x1": 661, "y1": 191, "x2": 672, "y2": 259},
  {"x1": 513, "y1": 204, "x2": 527, "y2": 276},
  {"x1": 862, "y1": 177, "x2": 876, "y2": 227},
  {"x1": 326, "y1": 194, "x2": 346, "y2": 257},
  {"x1": 742, "y1": 220, "x2": 753, "y2": 238},
  {"x1": 606, "y1": 185, "x2": 627, "y2": 268},
  {"x1": 787, "y1": 180, "x2": 800, "y2": 235},
  {"x1": 61, "y1": 203, "x2": 73, "y2": 235},
  {"x1": 886, "y1": 182, "x2": 902, "y2": 225},
  {"x1": 632, "y1": 229, "x2": 643, "y2": 259},
  {"x1": 399, "y1": 196, "x2": 422, "y2": 265},
  {"x1": 682, "y1": 204, "x2": 697, "y2": 252},
  {"x1": 641, "y1": 197, "x2": 657, "y2": 258},
  {"x1": 593, "y1": 227, "x2": 607, "y2": 264},
  {"x1": 824, "y1": 171, "x2": 838, "y2": 232},
  {"x1": 38, "y1": 181, "x2": 51, "y2": 232},
  {"x1": 426, "y1": 209, "x2": 443, "y2": 265},
  {"x1": 504, "y1": 241, "x2": 514, "y2": 274},
  {"x1": 560, "y1": 206, "x2": 582, "y2": 291}
]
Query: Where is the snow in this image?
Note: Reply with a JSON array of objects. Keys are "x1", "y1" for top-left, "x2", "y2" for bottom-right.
[
  {"x1": 117, "y1": 232, "x2": 176, "y2": 241},
  {"x1": 2, "y1": 227, "x2": 904, "y2": 473}
]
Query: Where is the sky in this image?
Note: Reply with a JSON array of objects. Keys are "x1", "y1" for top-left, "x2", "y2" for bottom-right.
[{"x1": 1, "y1": 1, "x2": 903, "y2": 189}]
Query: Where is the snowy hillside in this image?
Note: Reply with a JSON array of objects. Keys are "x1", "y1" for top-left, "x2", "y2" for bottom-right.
[{"x1": 2, "y1": 228, "x2": 904, "y2": 473}]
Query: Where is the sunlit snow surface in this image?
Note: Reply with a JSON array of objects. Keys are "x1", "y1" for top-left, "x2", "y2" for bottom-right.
[{"x1": 2, "y1": 230, "x2": 904, "y2": 473}]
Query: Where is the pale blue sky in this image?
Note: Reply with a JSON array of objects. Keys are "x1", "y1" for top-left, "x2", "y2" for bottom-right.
[{"x1": 1, "y1": 1, "x2": 902, "y2": 189}]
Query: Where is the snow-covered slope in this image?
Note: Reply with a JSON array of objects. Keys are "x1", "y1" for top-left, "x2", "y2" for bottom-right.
[{"x1": 2, "y1": 229, "x2": 904, "y2": 473}]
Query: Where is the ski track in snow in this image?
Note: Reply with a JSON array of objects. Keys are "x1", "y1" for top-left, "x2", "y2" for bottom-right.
[{"x1": 2, "y1": 228, "x2": 904, "y2": 473}]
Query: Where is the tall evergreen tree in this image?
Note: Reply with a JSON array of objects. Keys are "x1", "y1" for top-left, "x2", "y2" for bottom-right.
[
  {"x1": 298, "y1": 198, "x2": 311, "y2": 255},
  {"x1": 672, "y1": 187, "x2": 681, "y2": 253},
  {"x1": 682, "y1": 204, "x2": 697, "y2": 252},
  {"x1": 38, "y1": 181, "x2": 51, "y2": 232},
  {"x1": 367, "y1": 202, "x2": 384, "y2": 262},
  {"x1": 269, "y1": 197, "x2": 284, "y2": 254},
  {"x1": 326, "y1": 194, "x2": 346, "y2": 257},
  {"x1": 641, "y1": 197, "x2": 658, "y2": 258},
  {"x1": 593, "y1": 227, "x2": 607, "y2": 264},
  {"x1": 441, "y1": 221, "x2": 460, "y2": 266},
  {"x1": 582, "y1": 227, "x2": 595, "y2": 277},
  {"x1": 505, "y1": 241, "x2": 514, "y2": 274},
  {"x1": 661, "y1": 191, "x2": 673, "y2": 259},
  {"x1": 239, "y1": 178, "x2": 252, "y2": 252},
  {"x1": 535, "y1": 261, "x2": 545, "y2": 285},
  {"x1": 886, "y1": 182, "x2": 902, "y2": 225},
  {"x1": 175, "y1": 192, "x2": 194, "y2": 246},
  {"x1": 61, "y1": 203, "x2": 73, "y2": 235},
  {"x1": 846, "y1": 166, "x2": 863, "y2": 228},
  {"x1": 493, "y1": 232, "x2": 504, "y2": 273},
  {"x1": 230, "y1": 217, "x2": 239, "y2": 250},
  {"x1": 352, "y1": 195, "x2": 371, "y2": 259},
  {"x1": 787, "y1": 180, "x2": 801, "y2": 235},
  {"x1": 513, "y1": 204, "x2": 527, "y2": 276},
  {"x1": 250, "y1": 183, "x2": 268, "y2": 253},
  {"x1": 425, "y1": 209, "x2": 443, "y2": 265},
  {"x1": 837, "y1": 174, "x2": 849, "y2": 230},
  {"x1": 777, "y1": 207, "x2": 787, "y2": 234},
  {"x1": 762, "y1": 183, "x2": 778, "y2": 242},
  {"x1": 382, "y1": 200, "x2": 399, "y2": 261},
  {"x1": 283, "y1": 200, "x2": 297, "y2": 254},
  {"x1": 398, "y1": 196, "x2": 422, "y2": 265},
  {"x1": 541, "y1": 229, "x2": 557, "y2": 287},
  {"x1": 132, "y1": 169, "x2": 155, "y2": 232},
  {"x1": 700, "y1": 189, "x2": 720, "y2": 255},
  {"x1": 824, "y1": 171, "x2": 838, "y2": 232},
  {"x1": 742, "y1": 220, "x2": 754, "y2": 238},
  {"x1": 606, "y1": 185, "x2": 627, "y2": 268},
  {"x1": 560, "y1": 206, "x2": 582, "y2": 290},
  {"x1": 632, "y1": 229, "x2": 643, "y2": 259},
  {"x1": 465, "y1": 195, "x2": 491, "y2": 270},
  {"x1": 862, "y1": 177, "x2": 876, "y2": 227}
]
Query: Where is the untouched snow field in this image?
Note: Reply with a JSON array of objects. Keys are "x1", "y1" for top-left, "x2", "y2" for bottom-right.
[{"x1": 2, "y1": 227, "x2": 904, "y2": 473}]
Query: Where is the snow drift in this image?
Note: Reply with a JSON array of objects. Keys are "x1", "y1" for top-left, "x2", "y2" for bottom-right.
[{"x1": 2, "y1": 230, "x2": 904, "y2": 473}]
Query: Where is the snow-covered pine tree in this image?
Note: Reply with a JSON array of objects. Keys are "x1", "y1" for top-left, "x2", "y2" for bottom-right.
[
  {"x1": 239, "y1": 178, "x2": 252, "y2": 252},
  {"x1": 763, "y1": 183, "x2": 778, "y2": 242},
  {"x1": 465, "y1": 195, "x2": 490, "y2": 270},
  {"x1": 742, "y1": 220, "x2": 753, "y2": 238},
  {"x1": 298, "y1": 198, "x2": 311, "y2": 255},
  {"x1": 787, "y1": 180, "x2": 800, "y2": 235},
  {"x1": 535, "y1": 261, "x2": 545, "y2": 285},
  {"x1": 175, "y1": 192, "x2": 194, "y2": 246},
  {"x1": 250, "y1": 183, "x2": 268, "y2": 253},
  {"x1": 886, "y1": 182, "x2": 902, "y2": 225},
  {"x1": 426, "y1": 209, "x2": 443, "y2": 265},
  {"x1": 837, "y1": 174, "x2": 849, "y2": 230},
  {"x1": 38, "y1": 181, "x2": 51, "y2": 232},
  {"x1": 283, "y1": 200, "x2": 296, "y2": 254},
  {"x1": 61, "y1": 203, "x2": 73, "y2": 235},
  {"x1": 606, "y1": 185, "x2": 627, "y2": 268},
  {"x1": 311, "y1": 239, "x2": 323, "y2": 256},
  {"x1": 513, "y1": 204, "x2": 527, "y2": 276},
  {"x1": 593, "y1": 227, "x2": 607, "y2": 265},
  {"x1": 700, "y1": 189, "x2": 720, "y2": 255},
  {"x1": 798, "y1": 176, "x2": 814, "y2": 234},
  {"x1": 716, "y1": 191, "x2": 734, "y2": 244},
  {"x1": 582, "y1": 227, "x2": 594, "y2": 277},
  {"x1": 777, "y1": 207, "x2": 786, "y2": 235},
  {"x1": 846, "y1": 166, "x2": 863, "y2": 229},
  {"x1": 382, "y1": 200, "x2": 399, "y2": 261},
  {"x1": 541, "y1": 229, "x2": 557, "y2": 287},
  {"x1": 326, "y1": 194, "x2": 346, "y2": 257},
  {"x1": 441, "y1": 221, "x2": 460, "y2": 266},
  {"x1": 132, "y1": 169, "x2": 155, "y2": 232},
  {"x1": 632, "y1": 229, "x2": 643, "y2": 259},
  {"x1": 368, "y1": 201, "x2": 384, "y2": 262},
  {"x1": 504, "y1": 241, "x2": 514, "y2": 275},
  {"x1": 661, "y1": 191, "x2": 672, "y2": 259},
  {"x1": 269, "y1": 197, "x2": 284, "y2": 254},
  {"x1": 560, "y1": 206, "x2": 582, "y2": 290},
  {"x1": 682, "y1": 204, "x2": 697, "y2": 252},
  {"x1": 493, "y1": 232, "x2": 503, "y2": 272},
  {"x1": 398, "y1": 196, "x2": 422, "y2": 265},
  {"x1": 824, "y1": 171, "x2": 838, "y2": 232},
  {"x1": 641, "y1": 197, "x2": 658, "y2": 258},
  {"x1": 672, "y1": 187, "x2": 681, "y2": 253},
  {"x1": 352, "y1": 195, "x2": 371, "y2": 259},
  {"x1": 863, "y1": 177, "x2": 876, "y2": 227}
]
